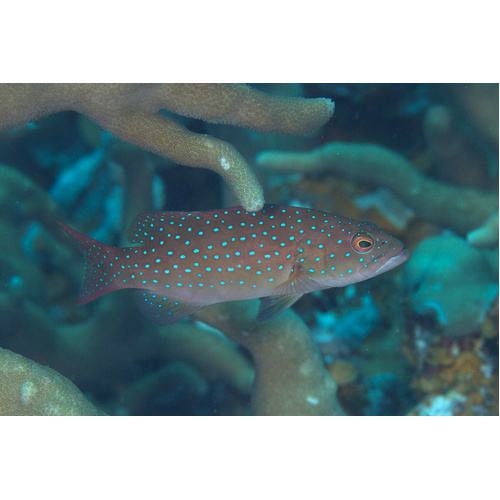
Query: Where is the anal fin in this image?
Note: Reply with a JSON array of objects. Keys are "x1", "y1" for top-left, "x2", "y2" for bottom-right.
[
  {"x1": 257, "y1": 293, "x2": 303, "y2": 323},
  {"x1": 134, "y1": 290, "x2": 207, "y2": 325}
]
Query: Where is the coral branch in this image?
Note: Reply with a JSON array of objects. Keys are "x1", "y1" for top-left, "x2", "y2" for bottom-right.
[
  {"x1": 0, "y1": 84, "x2": 334, "y2": 212},
  {"x1": 148, "y1": 84, "x2": 335, "y2": 134},
  {"x1": 194, "y1": 300, "x2": 345, "y2": 416},
  {"x1": 256, "y1": 142, "x2": 498, "y2": 244}
]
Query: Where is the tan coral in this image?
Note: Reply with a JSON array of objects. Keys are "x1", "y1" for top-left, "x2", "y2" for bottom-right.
[
  {"x1": 193, "y1": 300, "x2": 345, "y2": 416},
  {"x1": 0, "y1": 347, "x2": 105, "y2": 416},
  {"x1": 0, "y1": 83, "x2": 334, "y2": 212},
  {"x1": 257, "y1": 142, "x2": 498, "y2": 246}
]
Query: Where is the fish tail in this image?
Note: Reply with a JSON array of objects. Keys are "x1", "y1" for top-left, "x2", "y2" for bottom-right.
[{"x1": 57, "y1": 221, "x2": 120, "y2": 305}]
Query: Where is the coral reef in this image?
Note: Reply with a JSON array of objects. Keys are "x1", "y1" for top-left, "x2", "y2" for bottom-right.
[{"x1": 0, "y1": 83, "x2": 497, "y2": 416}]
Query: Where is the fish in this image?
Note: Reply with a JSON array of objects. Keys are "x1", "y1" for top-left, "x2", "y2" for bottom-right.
[{"x1": 58, "y1": 204, "x2": 410, "y2": 324}]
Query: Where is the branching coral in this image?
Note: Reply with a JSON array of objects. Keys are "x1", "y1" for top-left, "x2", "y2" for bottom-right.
[
  {"x1": 257, "y1": 88, "x2": 498, "y2": 247},
  {"x1": 256, "y1": 142, "x2": 498, "y2": 246},
  {"x1": 0, "y1": 83, "x2": 334, "y2": 212}
]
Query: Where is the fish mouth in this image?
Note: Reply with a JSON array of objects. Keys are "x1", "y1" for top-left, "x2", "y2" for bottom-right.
[{"x1": 360, "y1": 248, "x2": 411, "y2": 278}]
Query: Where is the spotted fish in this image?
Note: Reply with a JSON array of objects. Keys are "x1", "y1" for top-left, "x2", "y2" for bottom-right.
[{"x1": 58, "y1": 204, "x2": 410, "y2": 324}]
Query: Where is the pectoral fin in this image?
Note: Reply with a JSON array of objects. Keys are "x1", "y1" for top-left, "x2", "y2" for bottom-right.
[{"x1": 257, "y1": 293, "x2": 303, "y2": 323}]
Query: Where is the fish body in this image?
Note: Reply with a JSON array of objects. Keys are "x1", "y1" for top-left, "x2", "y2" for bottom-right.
[{"x1": 59, "y1": 204, "x2": 410, "y2": 324}]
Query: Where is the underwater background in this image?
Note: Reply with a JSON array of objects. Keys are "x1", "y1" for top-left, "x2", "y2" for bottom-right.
[{"x1": 0, "y1": 83, "x2": 498, "y2": 416}]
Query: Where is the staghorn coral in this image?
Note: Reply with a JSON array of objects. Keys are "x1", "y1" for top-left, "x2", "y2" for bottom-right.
[
  {"x1": 0, "y1": 83, "x2": 334, "y2": 212},
  {"x1": 256, "y1": 142, "x2": 498, "y2": 245},
  {"x1": 0, "y1": 347, "x2": 105, "y2": 416},
  {"x1": 257, "y1": 85, "x2": 499, "y2": 248}
]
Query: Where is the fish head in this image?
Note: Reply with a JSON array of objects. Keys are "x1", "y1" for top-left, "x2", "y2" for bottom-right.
[{"x1": 304, "y1": 219, "x2": 410, "y2": 288}]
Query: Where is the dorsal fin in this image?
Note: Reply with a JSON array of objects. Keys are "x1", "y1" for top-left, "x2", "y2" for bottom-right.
[{"x1": 127, "y1": 211, "x2": 171, "y2": 244}]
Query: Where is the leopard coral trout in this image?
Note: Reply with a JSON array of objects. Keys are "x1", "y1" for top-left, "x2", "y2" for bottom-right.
[{"x1": 58, "y1": 204, "x2": 410, "y2": 324}]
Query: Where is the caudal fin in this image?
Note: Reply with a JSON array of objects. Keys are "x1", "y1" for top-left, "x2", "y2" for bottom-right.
[{"x1": 57, "y1": 221, "x2": 120, "y2": 305}]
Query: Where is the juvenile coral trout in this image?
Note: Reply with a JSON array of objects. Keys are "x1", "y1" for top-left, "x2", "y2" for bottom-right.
[{"x1": 59, "y1": 205, "x2": 410, "y2": 324}]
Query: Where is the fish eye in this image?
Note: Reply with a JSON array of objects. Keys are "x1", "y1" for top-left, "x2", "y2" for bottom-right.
[{"x1": 351, "y1": 232, "x2": 374, "y2": 253}]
